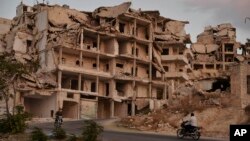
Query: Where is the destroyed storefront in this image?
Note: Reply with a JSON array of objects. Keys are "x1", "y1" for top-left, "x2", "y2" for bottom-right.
[{"x1": 0, "y1": 2, "x2": 170, "y2": 119}]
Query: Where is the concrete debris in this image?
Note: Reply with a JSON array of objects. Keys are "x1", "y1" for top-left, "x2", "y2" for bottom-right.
[{"x1": 93, "y1": 2, "x2": 131, "y2": 18}]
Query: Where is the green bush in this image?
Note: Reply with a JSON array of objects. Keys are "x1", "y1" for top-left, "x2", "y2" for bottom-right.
[
  {"x1": 0, "y1": 105, "x2": 31, "y2": 134},
  {"x1": 52, "y1": 127, "x2": 67, "y2": 139},
  {"x1": 30, "y1": 127, "x2": 48, "y2": 141},
  {"x1": 67, "y1": 134, "x2": 78, "y2": 141},
  {"x1": 82, "y1": 120, "x2": 103, "y2": 141}
]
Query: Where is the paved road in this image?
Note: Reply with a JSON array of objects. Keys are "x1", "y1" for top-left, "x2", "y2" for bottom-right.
[{"x1": 27, "y1": 119, "x2": 228, "y2": 141}]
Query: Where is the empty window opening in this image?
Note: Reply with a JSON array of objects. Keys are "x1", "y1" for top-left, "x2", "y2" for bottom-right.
[
  {"x1": 194, "y1": 64, "x2": 203, "y2": 70},
  {"x1": 157, "y1": 89, "x2": 164, "y2": 100},
  {"x1": 116, "y1": 63, "x2": 124, "y2": 68},
  {"x1": 76, "y1": 60, "x2": 80, "y2": 66},
  {"x1": 179, "y1": 69, "x2": 183, "y2": 72},
  {"x1": 105, "y1": 83, "x2": 109, "y2": 96},
  {"x1": 136, "y1": 48, "x2": 139, "y2": 57},
  {"x1": 91, "y1": 82, "x2": 96, "y2": 92},
  {"x1": 67, "y1": 93, "x2": 74, "y2": 98},
  {"x1": 164, "y1": 66, "x2": 169, "y2": 72},
  {"x1": 81, "y1": 95, "x2": 96, "y2": 100},
  {"x1": 225, "y1": 43, "x2": 234, "y2": 52},
  {"x1": 93, "y1": 42, "x2": 97, "y2": 48},
  {"x1": 26, "y1": 40, "x2": 32, "y2": 48},
  {"x1": 50, "y1": 110, "x2": 54, "y2": 118},
  {"x1": 162, "y1": 49, "x2": 169, "y2": 55},
  {"x1": 116, "y1": 82, "x2": 125, "y2": 96},
  {"x1": 207, "y1": 78, "x2": 230, "y2": 92},
  {"x1": 145, "y1": 47, "x2": 148, "y2": 54},
  {"x1": 206, "y1": 64, "x2": 214, "y2": 69},
  {"x1": 106, "y1": 64, "x2": 109, "y2": 71},
  {"x1": 131, "y1": 67, "x2": 138, "y2": 76},
  {"x1": 93, "y1": 63, "x2": 97, "y2": 68},
  {"x1": 87, "y1": 45, "x2": 91, "y2": 49},
  {"x1": 173, "y1": 48, "x2": 178, "y2": 54},
  {"x1": 119, "y1": 23, "x2": 125, "y2": 33},
  {"x1": 71, "y1": 80, "x2": 78, "y2": 90}
]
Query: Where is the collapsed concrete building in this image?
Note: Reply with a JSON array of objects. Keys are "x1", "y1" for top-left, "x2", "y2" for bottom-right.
[
  {"x1": 191, "y1": 23, "x2": 241, "y2": 77},
  {"x1": 0, "y1": 2, "x2": 194, "y2": 119}
]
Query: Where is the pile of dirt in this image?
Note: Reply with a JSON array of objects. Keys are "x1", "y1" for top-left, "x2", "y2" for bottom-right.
[{"x1": 119, "y1": 93, "x2": 247, "y2": 138}]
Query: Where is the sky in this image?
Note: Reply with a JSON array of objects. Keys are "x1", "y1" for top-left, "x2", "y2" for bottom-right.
[{"x1": 0, "y1": 0, "x2": 249, "y2": 43}]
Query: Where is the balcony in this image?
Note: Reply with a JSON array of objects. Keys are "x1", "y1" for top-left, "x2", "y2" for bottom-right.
[
  {"x1": 161, "y1": 55, "x2": 189, "y2": 64},
  {"x1": 165, "y1": 72, "x2": 189, "y2": 81}
]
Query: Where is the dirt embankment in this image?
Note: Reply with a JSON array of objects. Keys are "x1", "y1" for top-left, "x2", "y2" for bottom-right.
[{"x1": 119, "y1": 93, "x2": 248, "y2": 138}]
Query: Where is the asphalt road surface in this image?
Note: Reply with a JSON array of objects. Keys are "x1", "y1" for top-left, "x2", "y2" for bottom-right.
[{"x1": 28, "y1": 119, "x2": 228, "y2": 141}]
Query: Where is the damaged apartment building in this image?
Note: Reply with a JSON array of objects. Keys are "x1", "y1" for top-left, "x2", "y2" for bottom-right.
[
  {"x1": 191, "y1": 23, "x2": 241, "y2": 92},
  {"x1": 0, "y1": 2, "x2": 193, "y2": 119}
]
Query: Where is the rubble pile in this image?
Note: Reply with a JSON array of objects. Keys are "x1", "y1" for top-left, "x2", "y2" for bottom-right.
[
  {"x1": 192, "y1": 23, "x2": 237, "y2": 57},
  {"x1": 119, "y1": 92, "x2": 244, "y2": 137}
]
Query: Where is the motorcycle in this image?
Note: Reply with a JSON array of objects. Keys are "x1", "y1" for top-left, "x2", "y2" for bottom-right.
[
  {"x1": 54, "y1": 116, "x2": 63, "y2": 129},
  {"x1": 177, "y1": 120, "x2": 201, "y2": 140}
]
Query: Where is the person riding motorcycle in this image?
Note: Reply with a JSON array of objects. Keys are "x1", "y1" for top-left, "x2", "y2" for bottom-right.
[
  {"x1": 55, "y1": 108, "x2": 63, "y2": 127},
  {"x1": 184, "y1": 112, "x2": 197, "y2": 132}
]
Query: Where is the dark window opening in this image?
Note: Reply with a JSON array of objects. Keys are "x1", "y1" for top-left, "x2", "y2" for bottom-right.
[
  {"x1": 23, "y1": 6, "x2": 28, "y2": 12},
  {"x1": 145, "y1": 47, "x2": 148, "y2": 54},
  {"x1": 93, "y1": 42, "x2": 97, "y2": 48},
  {"x1": 206, "y1": 64, "x2": 214, "y2": 69},
  {"x1": 91, "y1": 82, "x2": 96, "y2": 92},
  {"x1": 26, "y1": 40, "x2": 32, "y2": 47},
  {"x1": 225, "y1": 43, "x2": 234, "y2": 52},
  {"x1": 194, "y1": 64, "x2": 203, "y2": 70},
  {"x1": 76, "y1": 60, "x2": 80, "y2": 66},
  {"x1": 157, "y1": 89, "x2": 163, "y2": 100},
  {"x1": 164, "y1": 66, "x2": 169, "y2": 72},
  {"x1": 105, "y1": 83, "x2": 109, "y2": 96},
  {"x1": 50, "y1": 110, "x2": 54, "y2": 118},
  {"x1": 67, "y1": 93, "x2": 74, "y2": 98},
  {"x1": 93, "y1": 63, "x2": 97, "y2": 68},
  {"x1": 106, "y1": 64, "x2": 109, "y2": 71},
  {"x1": 207, "y1": 78, "x2": 230, "y2": 92},
  {"x1": 136, "y1": 48, "x2": 139, "y2": 57},
  {"x1": 162, "y1": 49, "x2": 169, "y2": 55},
  {"x1": 116, "y1": 82, "x2": 125, "y2": 96},
  {"x1": 179, "y1": 69, "x2": 183, "y2": 72},
  {"x1": 81, "y1": 95, "x2": 96, "y2": 99},
  {"x1": 87, "y1": 45, "x2": 91, "y2": 49},
  {"x1": 71, "y1": 80, "x2": 78, "y2": 90},
  {"x1": 131, "y1": 67, "x2": 138, "y2": 76},
  {"x1": 116, "y1": 63, "x2": 124, "y2": 68},
  {"x1": 119, "y1": 23, "x2": 125, "y2": 33}
]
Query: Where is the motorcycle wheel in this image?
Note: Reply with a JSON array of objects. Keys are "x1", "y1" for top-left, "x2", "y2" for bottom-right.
[
  {"x1": 192, "y1": 131, "x2": 200, "y2": 140},
  {"x1": 177, "y1": 129, "x2": 185, "y2": 139}
]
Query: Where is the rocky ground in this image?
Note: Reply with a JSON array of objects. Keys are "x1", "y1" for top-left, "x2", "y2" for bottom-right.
[{"x1": 118, "y1": 92, "x2": 249, "y2": 139}]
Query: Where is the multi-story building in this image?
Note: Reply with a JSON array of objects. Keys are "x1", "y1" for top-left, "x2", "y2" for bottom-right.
[
  {"x1": 191, "y1": 23, "x2": 241, "y2": 78},
  {"x1": 0, "y1": 2, "x2": 175, "y2": 119}
]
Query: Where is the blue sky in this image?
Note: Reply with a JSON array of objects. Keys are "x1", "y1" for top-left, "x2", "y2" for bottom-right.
[{"x1": 0, "y1": 0, "x2": 249, "y2": 43}]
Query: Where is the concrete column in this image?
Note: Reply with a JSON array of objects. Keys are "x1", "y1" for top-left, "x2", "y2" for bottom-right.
[
  {"x1": 131, "y1": 101, "x2": 135, "y2": 116},
  {"x1": 58, "y1": 70, "x2": 62, "y2": 89},
  {"x1": 78, "y1": 74, "x2": 81, "y2": 90},
  {"x1": 109, "y1": 79, "x2": 115, "y2": 97},
  {"x1": 110, "y1": 100, "x2": 114, "y2": 118},
  {"x1": 97, "y1": 34, "x2": 100, "y2": 71},
  {"x1": 149, "y1": 43, "x2": 153, "y2": 98},
  {"x1": 59, "y1": 47, "x2": 62, "y2": 64},
  {"x1": 133, "y1": 19, "x2": 136, "y2": 36},
  {"x1": 96, "y1": 76, "x2": 99, "y2": 93},
  {"x1": 80, "y1": 29, "x2": 83, "y2": 49},
  {"x1": 163, "y1": 82, "x2": 167, "y2": 99},
  {"x1": 222, "y1": 43, "x2": 225, "y2": 71}
]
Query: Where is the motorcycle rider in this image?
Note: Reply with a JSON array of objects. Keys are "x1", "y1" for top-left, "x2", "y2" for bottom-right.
[
  {"x1": 185, "y1": 112, "x2": 197, "y2": 132},
  {"x1": 55, "y1": 108, "x2": 63, "y2": 124}
]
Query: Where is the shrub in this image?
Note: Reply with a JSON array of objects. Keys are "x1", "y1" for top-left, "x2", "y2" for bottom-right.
[
  {"x1": 30, "y1": 127, "x2": 48, "y2": 141},
  {"x1": 52, "y1": 127, "x2": 66, "y2": 139},
  {"x1": 0, "y1": 105, "x2": 31, "y2": 134},
  {"x1": 82, "y1": 120, "x2": 103, "y2": 141}
]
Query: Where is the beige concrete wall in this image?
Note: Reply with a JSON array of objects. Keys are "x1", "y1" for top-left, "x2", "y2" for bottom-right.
[
  {"x1": 82, "y1": 57, "x2": 97, "y2": 70},
  {"x1": 137, "y1": 64, "x2": 149, "y2": 78},
  {"x1": 100, "y1": 38, "x2": 118, "y2": 55},
  {"x1": 24, "y1": 94, "x2": 57, "y2": 118},
  {"x1": 137, "y1": 84, "x2": 149, "y2": 97},
  {"x1": 114, "y1": 102, "x2": 127, "y2": 117},
  {"x1": 119, "y1": 41, "x2": 133, "y2": 55},
  {"x1": 80, "y1": 99, "x2": 97, "y2": 119},
  {"x1": 136, "y1": 43, "x2": 148, "y2": 60},
  {"x1": 0, "y1": 18, "x2": 11, "y2": 35},
  {"x1": 136, "y1": 25, "x2": 147, "y2": 39}
]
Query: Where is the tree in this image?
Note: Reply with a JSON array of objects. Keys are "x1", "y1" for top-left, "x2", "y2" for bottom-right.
[{"x1": 0, "y1": 53, "x2": 27, "y2": 116}]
